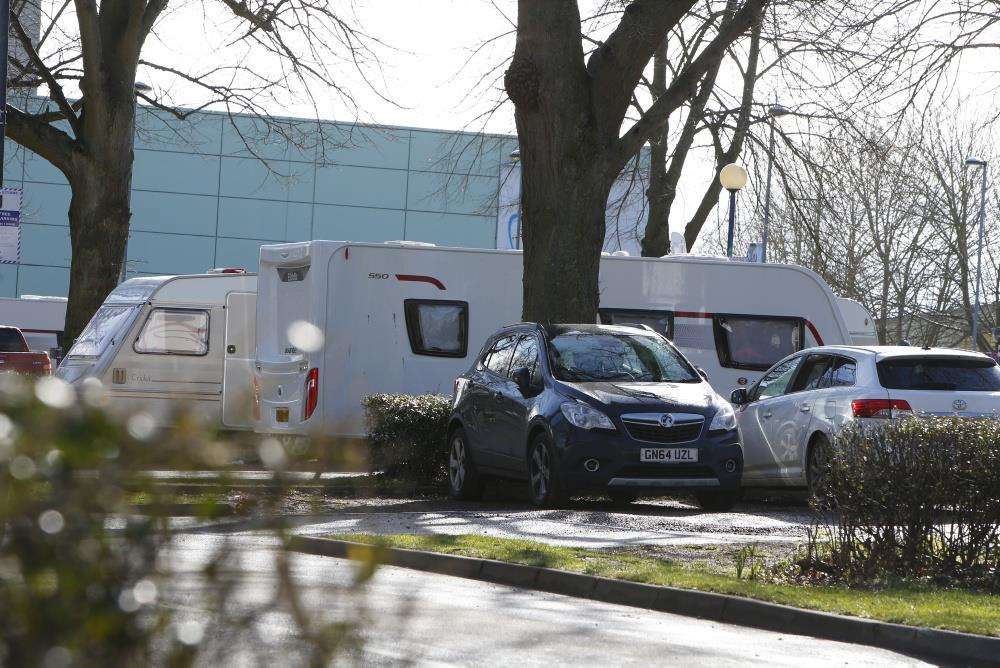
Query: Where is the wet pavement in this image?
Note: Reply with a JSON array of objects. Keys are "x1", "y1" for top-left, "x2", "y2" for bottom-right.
[
  {"x1": 286, "y1": 496, "x2": 819, "y2": 548},
  {"x1": 160, "y1": 531, "x2": 932, "y2": 667}
]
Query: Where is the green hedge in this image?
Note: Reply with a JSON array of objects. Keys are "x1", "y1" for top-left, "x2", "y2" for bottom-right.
[
  {"x1": 822, "y1": 417, "x2": 1000, "y2": 588},
  {"x1": 362, "y1": 393, "x2": 452, "y2": 485}
]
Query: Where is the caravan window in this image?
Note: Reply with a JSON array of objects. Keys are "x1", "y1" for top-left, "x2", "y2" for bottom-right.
[
  {"x1": 714, "y1": 315, "x2": 804, "y2": 371},
  {"x1": 599, "y1": 309, "x2": 674, "y2": 339},
  {"x1": 403, "y1": 300, "x2": 468, "y2": 358},
  {"x1": 134, "y1": 309, "x2": 210, "y2": 356},
  {"x1": 66, "y1": 305, "x2": 141, "y2": 358}
]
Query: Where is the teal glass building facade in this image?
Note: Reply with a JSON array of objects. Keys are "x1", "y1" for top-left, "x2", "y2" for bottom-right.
[{"x1": 0, "y1": 106, "x2": 516, "y2": 298}]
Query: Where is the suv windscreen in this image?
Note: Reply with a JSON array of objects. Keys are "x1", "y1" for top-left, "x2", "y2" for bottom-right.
[
  {"x1": 547, "y1": 330, "x2": 699, "y2": 383},
  {"x1": 877, "y1": 357, "x2": 1000, "y2": 391}
]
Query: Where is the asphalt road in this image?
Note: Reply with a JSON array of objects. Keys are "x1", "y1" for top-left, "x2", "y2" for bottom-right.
[{"x1": 161, "y1": 531, "x2": 933, "y2": 666}]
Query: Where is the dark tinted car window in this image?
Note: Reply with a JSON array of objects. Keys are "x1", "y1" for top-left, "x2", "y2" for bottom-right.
[
  {"x1": 510, "y1": 335, "x2": 542, "y2": 385},
  {"x1": 0, "y1": 328, "x2": 25, "y2": 352},
  {"x1": 792, "y1": 355, "x2": 832, "y2": 392},
  {"x1": 486, "y1": 335, "x2": 519, "y2": 377},
  {"x1": 547, "y1": 330, "x2": 699, "y2": 383},
  {"x1": 877, "y1": 357, "x2": 1000, "y2": 391}
]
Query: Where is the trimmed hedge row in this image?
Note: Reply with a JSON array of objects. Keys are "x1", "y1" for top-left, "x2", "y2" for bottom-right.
[
  {"x1": 362, "y1": 393, "x2": 451, "y2": 486},
  {"x1": 822, "y1": 417, "x2": 1000, "y2": 587}
]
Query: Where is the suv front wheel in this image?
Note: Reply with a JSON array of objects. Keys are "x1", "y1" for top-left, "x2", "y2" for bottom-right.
[{"x1": 527, "y1": 433, "x2": 564, "y2": 507}]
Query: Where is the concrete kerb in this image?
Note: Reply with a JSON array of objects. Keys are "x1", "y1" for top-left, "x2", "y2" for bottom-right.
[{"x1": 288, "y1": 535, "x2": 1000, "y2": 666}]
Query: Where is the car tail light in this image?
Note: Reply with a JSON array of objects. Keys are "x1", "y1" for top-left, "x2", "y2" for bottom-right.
[
  {"x1": 303, "y1": 368, "x2": 319, "y2": 420},
  {"x1": 851, "y1": 398, "x2": 913, "y2": 418},
  {"x1": 41, "y1": 356, "x2": 53, "y2": 376}
]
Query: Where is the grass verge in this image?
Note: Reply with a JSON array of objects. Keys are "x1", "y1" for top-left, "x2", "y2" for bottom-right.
[{"x1": 330, "y1": 533, "x2": 1000, "y2": 637}]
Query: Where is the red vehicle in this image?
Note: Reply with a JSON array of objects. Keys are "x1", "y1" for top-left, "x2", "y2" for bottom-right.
[{"x1": 0, "y1": 326, "x2": 53, "y2": 376}]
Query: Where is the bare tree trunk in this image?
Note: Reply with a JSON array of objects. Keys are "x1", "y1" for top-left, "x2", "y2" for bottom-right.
[{"x1": 64, "y1": 165, "x2": 132, "y2": 345}]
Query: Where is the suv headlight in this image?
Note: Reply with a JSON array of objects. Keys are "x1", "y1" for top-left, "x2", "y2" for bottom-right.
[
  {"x1": 560, "y1": 401, "x2": 615, "y2": 430},
  {"x1": 709, "y1": 401, "x2": 737, "y2": 432}
]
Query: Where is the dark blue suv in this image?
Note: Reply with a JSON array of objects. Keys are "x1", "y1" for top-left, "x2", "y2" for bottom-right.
[{"x1": 447, "y1": 323, "x2": 743, "y2": 510}]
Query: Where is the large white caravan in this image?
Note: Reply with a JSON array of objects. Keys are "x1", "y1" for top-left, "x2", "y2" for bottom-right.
[
  {"x1": 252, "y1": 241, "x2": 866, "y2": 445},
  {"x1": 56, "y1": 272, "x2": 257, "y2": 429}
]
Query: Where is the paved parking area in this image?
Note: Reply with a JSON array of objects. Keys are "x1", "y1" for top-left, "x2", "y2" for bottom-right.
[{"x1": 289, "y1": 497, "x2": 817, "y2": 548}]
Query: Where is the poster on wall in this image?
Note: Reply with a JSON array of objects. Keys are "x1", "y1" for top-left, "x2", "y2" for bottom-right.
[
  {"x1": 496, "y1": 164, "x2": 647, "y2": 255},
  {"x1": 0, "y1": 187, "x2": 23, "y2": 264}
]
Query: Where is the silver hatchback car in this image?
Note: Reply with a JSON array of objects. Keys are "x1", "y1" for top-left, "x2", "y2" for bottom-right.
[{"x1": 729, "y1": 345, "x2": 1000, "y2": 496}]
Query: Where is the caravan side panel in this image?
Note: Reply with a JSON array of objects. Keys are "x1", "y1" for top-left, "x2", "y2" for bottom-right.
[{"x1": 322, "y1": 245, "x2": 522, "y2": 439}]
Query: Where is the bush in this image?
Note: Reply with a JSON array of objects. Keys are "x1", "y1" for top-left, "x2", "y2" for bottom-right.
[
  {"x1": 362, "y1": 394, "x2": 452, "y2": 485},
  {"x1": 821, "y1": 417, "x2": 1000, "y2": 588}
]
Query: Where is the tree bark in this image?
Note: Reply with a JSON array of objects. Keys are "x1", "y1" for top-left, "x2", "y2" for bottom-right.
[
  {"x1": 64, "y1": 162, "x2": 133, "y2": 346},
  {"x1": 506, "y1": 1, "x2": 607, "y2": 323}
]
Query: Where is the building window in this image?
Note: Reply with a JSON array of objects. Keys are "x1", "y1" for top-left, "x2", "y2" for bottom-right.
[
  {"x1": 599, "y1": 308, "x2": 674, "y2": 339},
  {"x1": 714, "y1": 315, "x2": 804, "y2": 371},
  {"x1": 134, "y1": 308, "x2": 210, "y2": 356},
  {"x1": 404, "y1": 299, "x2": 469, "y2": 358}
]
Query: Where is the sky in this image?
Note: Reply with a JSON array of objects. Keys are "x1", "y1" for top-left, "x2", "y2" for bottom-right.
[{"x1": 138, "y1": 0, "x2": 521, "y2": 134}]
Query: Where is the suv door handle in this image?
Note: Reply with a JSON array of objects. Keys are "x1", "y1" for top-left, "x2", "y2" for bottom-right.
[
  {"x1": 492, "y1": 391, "x2": 503, "y2": 401},
  {"x1": 800, "y1": 404, "x2": 811, "y2": 413},
  {"x1": 762, "y1": 410, "x2": 773, "y2": 419}
]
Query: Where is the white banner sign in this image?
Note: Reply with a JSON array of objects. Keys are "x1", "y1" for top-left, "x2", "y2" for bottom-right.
[{"x1": 0, "y1": 187, "x2": 22, "y2": 264}]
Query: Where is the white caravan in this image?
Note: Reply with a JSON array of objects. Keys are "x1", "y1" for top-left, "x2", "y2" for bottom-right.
[
  {"x1": 837, "y1": 297, "x2": 879, "y2": 345},
  {"x1": 253, "y1": 240, "x2": 865, "y2": 445},
  {"x1": 56, "y1": 272, "x2": 258, "y2": 429},
  {"x1": 0, "y1": 296, "x2": 67, "y2": 352}
]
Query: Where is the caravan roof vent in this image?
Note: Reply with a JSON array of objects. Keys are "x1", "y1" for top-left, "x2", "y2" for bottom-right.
[
  {"x1": 611, "y1": 250, "x2": 630, "y2": 257},
  {"x1": 384, "y1": 240, "x2": 436, "y2": 247},
  {"x1": 208, "y1": 267, "x2": 247, "y2": 274}
]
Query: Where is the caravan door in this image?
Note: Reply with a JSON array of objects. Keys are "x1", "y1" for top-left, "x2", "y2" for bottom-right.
[{"x1": 222, "y1": 292, "x2": 257, "y2": 429}]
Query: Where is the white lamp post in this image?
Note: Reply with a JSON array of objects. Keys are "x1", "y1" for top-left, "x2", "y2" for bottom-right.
[
  {"x1": 966, "y1": 156, "x2": 988, "y2": 350},
  {"x1": 719, "y1": 163, "x2": 748, "y2": 257}
]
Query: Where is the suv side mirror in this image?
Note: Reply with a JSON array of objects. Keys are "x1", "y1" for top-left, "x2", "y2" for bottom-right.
[
  {"x1": 511, "y1": 366, "x2": 533, "y2": 395},
  {"x1": 730, "y1": 388, "x2": 748, "y2": 406},
  {"x1": 696, "y1": 367, "x2": 709, "y2": 381}
]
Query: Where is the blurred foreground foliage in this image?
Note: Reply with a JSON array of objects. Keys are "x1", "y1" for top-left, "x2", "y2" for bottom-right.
[
  {"x1": 817, "y1": 417, "x2": 1000, "y2": 590},
  {"x1": 0, "y1": 375, "x2": 373, "y2": 666}
]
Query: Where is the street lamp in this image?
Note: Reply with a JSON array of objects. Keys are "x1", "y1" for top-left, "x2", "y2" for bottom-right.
[
  {"x1": 761, "y1": 103, "x2": 791, "y2": 263},
  {"x1": 719, "y1": 163, "x2": 748, "y2": 258},
  {"x1": 965, "y1": 156, "x2": 988, "y2": 350},
  {"x1": 509, "y1": 148, "x2": 523, "y2": 250}
]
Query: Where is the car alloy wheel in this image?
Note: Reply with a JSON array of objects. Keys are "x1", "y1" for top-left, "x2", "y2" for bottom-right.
[
  {"x1": 449, "y1": 433, "x2": 467, "y2": 493},
  {"x1": 807, "y1": 436, "x2": 832, "y2": 507},
  {"x1": 529, "y1": 442, "x2": 550, "y2": 501},
  {"x1": 448, "y1": 427, "x2": 483, "y2": 500},
  {"x1": 527, "y1": 435, "x2": 562, "y2": 507}
]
